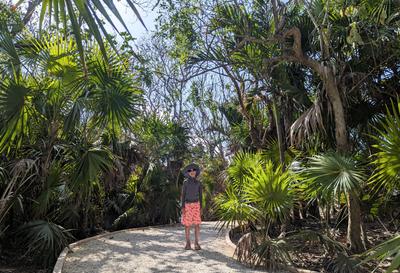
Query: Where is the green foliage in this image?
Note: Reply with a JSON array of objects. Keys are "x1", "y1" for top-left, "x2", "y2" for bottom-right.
[
  {"x1": 33, "y1": 163, "x2": 64, "y2": 218},
  {"x1": 214, "y1": 185, "x2": 257, "y2": 229},
  {"x1": 301, "y1": 153, "x2": 366, "y2": 201},
  {"x1": 71, "y1": 146, "x2": 114, "y2": 193},
  {"x1": 140, "y1": 165, "x2": 180, "y2": 224},
  {"x1": 369, "y1": 100, "x2": 400, "y2": 196},
  {"x1": 0, "y1": 80, "x2": 34, "y2": 153},
  {"x1": 215, "y1": 152, "x2": 294, "y2": 230},
  {"x1": 15, "y1": 0, "x2": 146, "y2": 68},
  {"x1": 361, "y1": 235, "x2": 400, "y2": 273},
  {"x1": 134, "y1": 115, "x2": 189, "y2": 164},
  {"x1": 0, "y1": 1, "x2": 23, "y2": 33},
  {"x1": 17, "y1": 220, "x2": 74, "y2": 267},
  {"x1": 245, "y1": 161, "x2": 294, "y2": 223}
]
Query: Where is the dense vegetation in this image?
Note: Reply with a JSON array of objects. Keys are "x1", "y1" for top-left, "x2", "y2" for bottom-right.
[{"x1": 0, "y1": 0, "x2": 399, "y2": 272}]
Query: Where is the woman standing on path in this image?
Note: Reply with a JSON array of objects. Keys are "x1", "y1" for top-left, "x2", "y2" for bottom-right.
[{"x1": 181, "y1": 163, "x2": 203, "y2": 250}]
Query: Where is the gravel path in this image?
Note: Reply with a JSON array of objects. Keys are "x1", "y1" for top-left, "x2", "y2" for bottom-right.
[{"x1": 62, "y1": 221, "x2": 269, "y2": 273}]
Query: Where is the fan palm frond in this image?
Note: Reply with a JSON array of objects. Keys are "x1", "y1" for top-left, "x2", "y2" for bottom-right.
[
  {"x1": 361, "y1": 234, "x2": 400, "y2": 273},
  {"x1": 227, "y1": 151, "x2": 263, "y2": 190},
  {"x1": 0, "y1": 79, "x2": 36, "y2": 153},
  {"x1": 245, "y1": 161, "x2": 294, "y2": 223},
  {"x1": 214, "y1": 185, "x2": 257, "y2": 231},
  {"x1": 70, "y1": 146, "x2": 114, "y2": 193},
  {"x1": 16, "y1": 0, "x2": 146, "y2": 67},
  {"x1": 369, "y1": 99, "x2": 400, "y2": 196},
  {"x1": 302, "y1": 153, "x2": 366, "y2": 201},
  {"x1": 33, "y1": 162, "x2": 65, "y2": 217},
  {"x1": 17, "y1": 220, "x2": 74, "y2": 267}
]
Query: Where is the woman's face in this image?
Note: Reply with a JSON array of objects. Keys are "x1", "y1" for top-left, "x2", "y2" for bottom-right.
[{"x1": 188, "y1": 169, "x2": 197, "y2": 178}]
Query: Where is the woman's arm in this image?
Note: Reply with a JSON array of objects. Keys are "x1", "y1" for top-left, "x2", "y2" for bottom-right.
[
  {"x1": 181, "y1": 181, "x2": 186, "y2": 208},
  {"x1": 199, "y1": 182, "x2": 203, "y2": 209}
]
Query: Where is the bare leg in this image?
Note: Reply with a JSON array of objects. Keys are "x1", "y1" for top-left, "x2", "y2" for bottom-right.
[
  {"x1": 194, "y1": 224, "x2": 201, "y2": 249},
  {"x1": 185, "y1": 226, "x2": 191, "y2": 249}
]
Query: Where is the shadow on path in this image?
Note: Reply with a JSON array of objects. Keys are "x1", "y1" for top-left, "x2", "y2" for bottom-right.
[{"x1": 62, "y1": 222, "x2": 269, "y2": 273}]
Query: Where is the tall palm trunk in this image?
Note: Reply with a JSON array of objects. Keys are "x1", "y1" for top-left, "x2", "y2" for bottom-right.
[
  {"x1": 287, "y1": 28, "x2": 365, "y2": 252},
  {"x1": 323, "y1": 66, "x2": 366, "y2": 253}
]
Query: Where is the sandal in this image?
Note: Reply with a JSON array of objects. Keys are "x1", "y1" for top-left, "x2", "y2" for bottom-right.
[
  {"x1": 185, "y1": 243, "x2": 192, "y2": 250},
  {"x1": 194, "y1": 243, "x2": 201, "y2": 250}
]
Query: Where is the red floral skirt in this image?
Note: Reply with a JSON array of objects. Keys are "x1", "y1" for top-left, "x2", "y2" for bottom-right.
[{"x1": 181, "y1": 202, "x2": 201, "y2": 226}]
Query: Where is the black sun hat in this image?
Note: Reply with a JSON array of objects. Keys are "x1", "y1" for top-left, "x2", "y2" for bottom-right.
[{"x1": 182, "y1": 163, "x2": 201, "y2": 177}]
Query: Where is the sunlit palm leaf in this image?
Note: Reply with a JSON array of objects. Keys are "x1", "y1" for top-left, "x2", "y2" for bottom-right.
[
  {"x1": 369, "y1": 100, "x2": 400, "y2": 196},
  {"x1": 0, "y1": 80, "x2": 35, "y2": 153},
  {"x1": 70, "y1": 50, "x2": 142, "y2": 133},
  {"x1": 227, "y1": 151, "x2": 263, "y2": 190},
  {"x1": 302, "y1": 153, "x2": 366, "y2": 201},
  {"x1": 214, "y1": 185, "x2": 257, "y2": 231},
  {"x1": 17, "y1": 0, "x2": 147, "y2": 67},
  {"x1": 245, "y1": 161, "x2": 294, "y2": 222}
]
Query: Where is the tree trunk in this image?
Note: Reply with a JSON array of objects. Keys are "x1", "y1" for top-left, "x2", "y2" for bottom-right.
[
  {"x1": 347, "y1": 193, "x2": 366, "y2": 253},
  {"x1": 323, "y1": 67, "x2": 365, "y2": 253},
  {"x1": 272, "y1": 95, "x2": 285, "y2": 168},
  {"x1": 322, "y1": 67, "x2": 348, "y2": 152},
  {"x1": 264, "y1": 27, "x2": 365, "y2": 252}
]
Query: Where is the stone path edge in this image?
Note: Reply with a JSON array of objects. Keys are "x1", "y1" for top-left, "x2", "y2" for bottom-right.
[
  {"x1": 52, "y1": 223, "x2": 180, "y2": 273},
  {"x1": 224, "y1": 226, "x2": 320, "y2": 273}
]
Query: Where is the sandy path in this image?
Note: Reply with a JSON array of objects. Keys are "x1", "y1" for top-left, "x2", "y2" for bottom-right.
[{"x1": 62, "y1": 221, "x2": 268, "y2": 273}]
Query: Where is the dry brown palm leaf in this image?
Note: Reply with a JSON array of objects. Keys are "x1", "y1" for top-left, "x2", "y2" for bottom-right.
[
  {"x1": 0, "y1": 159, "x2": 38, "y2": 225},
  {"x1": 234, "y1": 232, "x2": 258, "y2": 266},
  {"x1": 290, "y1": 99, "x2": 326, "y2": 147}
]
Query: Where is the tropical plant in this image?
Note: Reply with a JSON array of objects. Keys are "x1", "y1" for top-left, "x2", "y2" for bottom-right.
[
  {"x1": 245, "y1": 160, "x2": 295, "y2": 227},
  {"x1": 369, "y1": 99, "x2": 400, "y2": 196},
  {"x1": 362, "y1": 99, "x2": 400, "y2": 272},
  {"x1": 0, "y1": 21, "x2": 144, "y2": 269},
  {"x1": 214, "y1": 151, "x2": 296, "y2": 268},
  {"x1": 15, "y1": 0, "x2": 146, "y2": 68},
  {"x1": 17, "y1": 220, "x2": 74, "y2": 267},
  {"x1": 301, "y1": 153, "x2": 367, "y2": 253},
  {"x1": 361, "y1": 234, "x2": 400, "y2": 273}
]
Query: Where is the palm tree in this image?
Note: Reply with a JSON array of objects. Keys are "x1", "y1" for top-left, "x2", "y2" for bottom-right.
[
  {"x1": 214, "y1": 151, "x2": 295, "y2": 269},
  {"x1": 363, "y1": 99, "x2": 400, "y2": 272},
  {"x1": 16, "y1": 0, "x2": 147, "y2": 68},
  {"x1": 369, "y1": 100, "x2": 400, "y2": 196},
  {"x1": 0, "y1": 25, "x2": 143, "y2": 267},
  {"x1": 302, "y1": 153, "x2": 367, "y2": 253}
]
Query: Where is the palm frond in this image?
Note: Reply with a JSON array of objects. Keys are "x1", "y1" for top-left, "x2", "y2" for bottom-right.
[
  {"x1": 71, "y1": 146, "x2": 114, "y2": 193},
  {"x1": 33, "y1": 162, "x2": 64, "y2": 217},
  {"x1": 226, "y1": 151, "x2": 263, "y2": 190},
  {"x1": 302, "y1": 153, "x2": 366, "y2": 201},
  {"x1": 17, "y1": 0, "x2": 146, "y2": 67},
  {"x1": 0, "y1": 79, "x2": 35, "y2": 153},
  {"x1": 213, "y1": 186, "x2": 257, "y2": 231},
  {"x1": 369, "y1": 99, "x2": 400, "y2": 196},
  {"x1": 290, "y1": 99, "x2": 326, "y2": 148},
  {"x1": 17, "y1": 220, "x2": 74, "y2": 267},
  {"x1": 245, "y1": 161, "x2": 294, "y2": 223},
  {"x1": 361, "y1": 234, "x2": 400, "y2": 273}
]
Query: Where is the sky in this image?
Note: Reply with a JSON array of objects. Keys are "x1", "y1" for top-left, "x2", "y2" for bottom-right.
[
  {"x1": 108, "y1": 1, "x2": 158, "y2": 39},
  {"x1": 11, "y1": 0, "x2": 158, "y2": 40}
]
